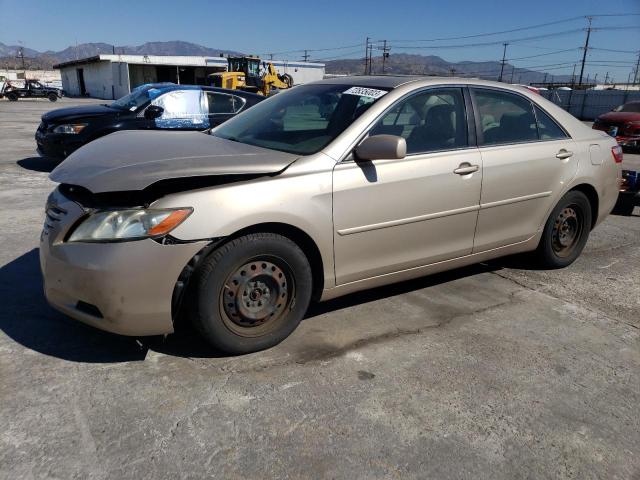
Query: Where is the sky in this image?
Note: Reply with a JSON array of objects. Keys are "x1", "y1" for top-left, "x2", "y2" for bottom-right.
[{"x1": 1, "y1": 0, "x2": 639, "y2": 82}]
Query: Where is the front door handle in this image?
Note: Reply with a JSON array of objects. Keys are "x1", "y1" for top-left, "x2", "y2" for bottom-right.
[
  {"x1": 453, "y1": 163, "x2": 480, "y2": 175},
  {"x1": 556, "y1": 149, "x2": 573, "y2": 159}
]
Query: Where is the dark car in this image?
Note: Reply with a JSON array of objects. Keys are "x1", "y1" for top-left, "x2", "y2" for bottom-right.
[
  {"x1": 2, "y1": 79, "x2": 62, "y2": 102},
  {"x1": 35, "y1": 84, "x2": 264, "y2": 159},
  {"x1": 592, "y1": 100, "x2": 640, "y2": 152}
]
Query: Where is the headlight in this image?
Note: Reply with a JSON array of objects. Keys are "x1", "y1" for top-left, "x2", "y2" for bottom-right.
[
  {"x1": 68, "y1": 208, "x2": 193, "y2": 242},
  {"x1": 53, "y1": 123, "x2": 87, "y2": 134}
]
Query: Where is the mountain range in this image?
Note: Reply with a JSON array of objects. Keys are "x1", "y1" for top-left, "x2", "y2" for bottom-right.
[{"x1": 0, "y1": 40, "x2": 569, "y2": 84}]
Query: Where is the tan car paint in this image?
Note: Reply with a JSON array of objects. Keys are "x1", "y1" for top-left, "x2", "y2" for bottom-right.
[{"x1": 41, "y1": 76, "x2": 620, "y2": 335}]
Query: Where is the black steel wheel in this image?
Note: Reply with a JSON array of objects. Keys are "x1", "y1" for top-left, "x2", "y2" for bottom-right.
[
  {"x1": 48, "y1": 93, "x2": 58, "y2": 102},
  {"x1": 535, "y1": 190, "x2": 592, "y2": 268},
  {"x1": 191, "y1": 233, "x2": 312, "y2": 354},
  {"x1": 220, "y1": 258, "x2": 295, "y2": 337}
]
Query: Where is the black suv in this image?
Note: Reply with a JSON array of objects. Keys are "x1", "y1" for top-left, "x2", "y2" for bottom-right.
[{"x1": 35, "y1": 83, "x2": 264, "y2": 159}]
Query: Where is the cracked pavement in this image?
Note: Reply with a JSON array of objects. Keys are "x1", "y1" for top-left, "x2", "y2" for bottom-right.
[{"x1": 1, "y1": 98, "x2": 639, "y2": 479}]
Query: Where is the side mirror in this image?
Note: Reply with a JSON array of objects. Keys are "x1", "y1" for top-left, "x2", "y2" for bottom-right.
[
  {"x1": 355, "y1": 134, "x2": 406, "y2": 161},
  {"x1": 144, "y1": 105, "x2": 164, "y2": 120}
]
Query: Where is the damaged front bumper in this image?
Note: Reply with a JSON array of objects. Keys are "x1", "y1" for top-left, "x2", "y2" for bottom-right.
[{"x1": 39, "y1": 188, "x2": 207, "y2": 336}]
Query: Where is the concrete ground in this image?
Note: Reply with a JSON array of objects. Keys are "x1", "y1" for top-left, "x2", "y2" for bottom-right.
[{"x1": 0, "y1": 98, "x2": 639, "y2": 480}]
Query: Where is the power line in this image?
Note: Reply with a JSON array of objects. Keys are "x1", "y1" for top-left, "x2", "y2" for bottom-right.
[
  {"x1": 387, "y1": 13, "x2": 639, "y2": 42},
  {"x1": 506, "y1": 48, "x2": 580, "y2": 61},
  {"x1": 391, "y1": 29, "x2": 585, "y2": 50}
]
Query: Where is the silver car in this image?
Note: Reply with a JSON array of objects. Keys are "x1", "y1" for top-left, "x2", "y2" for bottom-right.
[{"x1": 40, "y1": 77, "x2": 621, "y2": 353}]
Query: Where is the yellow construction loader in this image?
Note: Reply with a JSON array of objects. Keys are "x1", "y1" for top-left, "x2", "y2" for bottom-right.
[{"x1": 209, "y1": 56, "x2": 294, "y2": 96}]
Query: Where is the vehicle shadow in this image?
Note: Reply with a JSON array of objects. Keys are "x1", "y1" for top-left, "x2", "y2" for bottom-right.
[
  {"x1": 1, "y1": 247, "x2": 519, "y2": 362},
  {"x1": 0, "y1": 249, "x2": 147, "y2": 363},
  {"x1": 156, "y1": 262, "x2": 503, "y2": 359},
  {"x1": 17, "y1": 156, "x2": 59, "y2": 173}
]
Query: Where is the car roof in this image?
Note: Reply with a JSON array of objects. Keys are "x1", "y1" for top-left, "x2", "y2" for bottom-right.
[
  {"x1": 136, "y1": 83, "x2": 263, "y2": 99},
  {"x1": 311, "y1": 75, "x2": 541, "y2": 92}
]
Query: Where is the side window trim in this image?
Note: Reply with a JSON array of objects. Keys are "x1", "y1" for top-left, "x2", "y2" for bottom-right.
[
  {"x1": 531, "y1": 103, "x2": 571, "y2": 140},
  {"x1": 233, "y1": 95, "x2": 247, "y2": 113},
  {"x1": 462, "y1": 86, "x2": 477, "y2": 147}
]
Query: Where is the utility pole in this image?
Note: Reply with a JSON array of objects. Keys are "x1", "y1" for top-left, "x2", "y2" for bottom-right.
[
  {"x1": 367, "y1": 41, "x2": 373, "y2": 74},
  {"x1": 16, "y1": 47, "x2": 26, "y2": 73},
  {"x1": 498, "y1": 42, "x2": 508, "y2": 82},
  {"x1": 578, "y1": 16, "x2": 592, "y2": 86},
  {"x1": 302, "y1": 50, "x2": 309, "y2": 62},
  {"x1": 381, "y1": 40, "x2": 390, "y2": 74},
  {"x1": 543, "y1": 72, "x2": 548, "y2": 84},
  {"x1": 269, "y1": 53, "x2": 274, "y2": 61},
  {"x1": 510, "y1": 66, "x2": 515, "y2": 83},
  {"x1": 593, "y1": 73, "x2": 598, "y2": 85},
  {"x1": 633, "y1": 51, "x2": 640, "y2": 84},
  {"x1": 604, "y1": 71, "x2": 609, "y2": 84},
  {"x1": 363, "y1": 37, "x2": 370, "y2": 75},
  {"x1": 571, "y1": 64, "x2": 577, "y2": 87}
]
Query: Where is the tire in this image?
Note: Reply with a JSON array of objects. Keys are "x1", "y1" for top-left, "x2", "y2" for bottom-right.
[
  {"x1": 282, "y1": 74, "x2": 293, "y2": 88},
  {"x1": 48, "y1": 93, "x2": 58, "y2": 102},
  {"x1": 534, "y1": 190, "x2": 592, "y2": 269},
  {"x1": 190, "y1": 233, "x2": 313, "y2": 354},
  {"x1": 611, "y1": 195, "x2": 636, "y2": 216},
  {"x1": 6, "y1": 92, "x2": 18, "y2": 101}
]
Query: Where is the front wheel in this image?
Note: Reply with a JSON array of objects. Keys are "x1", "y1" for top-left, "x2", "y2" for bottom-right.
[
  {"x1": 534, "y1": 190, "x2": 592, "y2": 268},
  {"x1": 190, "y1": 233, "x2": 313, "y2": 354},
  {"x1": 6, "y1": 92, "x2": 18, "y2": 101}
]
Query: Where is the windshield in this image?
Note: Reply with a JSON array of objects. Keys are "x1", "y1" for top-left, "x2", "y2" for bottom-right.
[
  {"x1": 110, "y1": 86, "x2": 157, "y2": 111},
  {"x1": 614, "y1": 103, "x2": 640, "y2": 113},
  {"x1": 212, "y1": 84, "x2": 389, "y2": 155}
]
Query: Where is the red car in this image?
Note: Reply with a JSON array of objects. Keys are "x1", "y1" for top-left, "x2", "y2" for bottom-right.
[{"x1": 593, "y1": 101, "x2": 640, "y2": 151}]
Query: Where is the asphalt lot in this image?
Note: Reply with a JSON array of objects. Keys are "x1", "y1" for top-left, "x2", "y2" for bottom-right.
[{"x1": 0, "y1": 97, "x2": 639, "y2": 480}]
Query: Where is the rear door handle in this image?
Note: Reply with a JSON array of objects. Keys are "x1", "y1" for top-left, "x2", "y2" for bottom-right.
[
  {"x1": 453, "y1": 163, "x2": 479, "y2": 175},
  {"x1": 556, "y1": 150, "x2": 573, "y2": 159}
]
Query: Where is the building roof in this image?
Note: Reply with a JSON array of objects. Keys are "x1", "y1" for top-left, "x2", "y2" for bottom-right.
[{"x1": 54, "y1": 54, "x2": 324, "y2": 70}]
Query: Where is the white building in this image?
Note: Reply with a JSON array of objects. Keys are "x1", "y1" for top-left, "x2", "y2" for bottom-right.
[{"x1": 54, "y1": 54, "x2": 325, "y2": 99}]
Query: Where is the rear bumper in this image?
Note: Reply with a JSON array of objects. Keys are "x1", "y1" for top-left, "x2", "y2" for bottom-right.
[{"x1": 40, "y1": 233, "x2": 207, "y2": 336}]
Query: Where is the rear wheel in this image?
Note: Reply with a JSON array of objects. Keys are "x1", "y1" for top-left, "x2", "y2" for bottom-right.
[
  {"x1": 535, "y1": 190, "x2": 592, "y2": 268},
  {"x1": 48, "y1": 93, "x2": 58, "y2": 102},
  {"x1": 190, "y1": 233, "x2": 312, "y2": 354}
]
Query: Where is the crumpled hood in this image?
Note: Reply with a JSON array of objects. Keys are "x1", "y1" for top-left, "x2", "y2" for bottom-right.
[{"x1": 50, "y1": 130, "x2": 298, "y2": 193}]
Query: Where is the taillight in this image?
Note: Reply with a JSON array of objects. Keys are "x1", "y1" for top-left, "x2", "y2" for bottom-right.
[{"x1": 611, "y1": 145, "x2": 623, "y2": 164}]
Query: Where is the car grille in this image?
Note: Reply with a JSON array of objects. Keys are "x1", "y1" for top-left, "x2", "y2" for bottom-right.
[{"x1": 44, "y1": 203, "x2": 68, "y2": 231}]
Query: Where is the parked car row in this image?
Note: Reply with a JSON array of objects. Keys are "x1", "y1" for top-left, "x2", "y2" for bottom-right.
[{"x1": 40, "y1": 77, "x2": 621, "y2": 354}]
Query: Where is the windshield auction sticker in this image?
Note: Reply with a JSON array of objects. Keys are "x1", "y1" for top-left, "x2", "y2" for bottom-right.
[{"x1": 343, "y1": 87, "x2": 388, "y2": 99}]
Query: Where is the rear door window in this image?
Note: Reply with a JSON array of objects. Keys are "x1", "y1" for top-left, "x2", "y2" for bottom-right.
[
  {"x1": 206, "y1": 92, "x2": 246, "y2": 114},
  {"x1": 473, "y1": 89, "x2": 537, "y2": 145}
]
